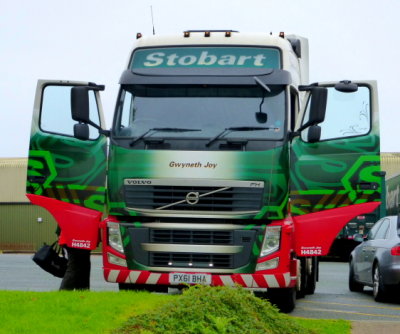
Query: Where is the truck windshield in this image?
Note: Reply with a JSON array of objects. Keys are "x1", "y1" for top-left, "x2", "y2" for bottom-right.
[{"x1": 114, "y1": 84, "x2": 285, "y2": 143}]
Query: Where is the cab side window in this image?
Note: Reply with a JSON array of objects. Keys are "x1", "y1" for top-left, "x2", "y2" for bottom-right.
[
  {"x1": 40, "y1": 85, "x2": 100, "y2": 139},
  {"x1": 302, "y1": 86, "x2": 371, "y2": 142}
]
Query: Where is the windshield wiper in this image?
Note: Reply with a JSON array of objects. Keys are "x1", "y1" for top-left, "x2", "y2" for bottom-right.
[
  {"x1": 254, "y1": 76, "x2": 271, "y2": 92},
  {"x1": 205, "y1": 126, "x2": 278, "y2": 147},
  {"x1": 129, "y1": 127, "x2": 201, "y2": 146}
]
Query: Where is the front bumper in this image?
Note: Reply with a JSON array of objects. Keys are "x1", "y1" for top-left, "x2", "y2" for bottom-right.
[{"x1": 104, "y1": 268, "x2": 296, "y2": 288}]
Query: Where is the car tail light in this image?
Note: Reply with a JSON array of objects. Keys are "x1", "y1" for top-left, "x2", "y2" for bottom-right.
[{"x1": 391, "y1": 245, "x2": 400, "y2": 256}]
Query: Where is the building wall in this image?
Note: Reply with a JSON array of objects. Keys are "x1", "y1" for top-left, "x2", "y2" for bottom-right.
[
  {"x1": 0, "y1": 158, "x2": 58, "y2": 252},
  {"x1": 0, "y1": 203, "x2": 57, "y2": 251}
]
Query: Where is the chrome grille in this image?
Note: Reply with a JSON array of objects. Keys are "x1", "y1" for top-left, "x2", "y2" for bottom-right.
[
  {"x1": 124, "y1": 179, "x2": 264, "y2": 213},
  {"x1": 151, "y1": 229, "x2": 233, "y2": 244}
]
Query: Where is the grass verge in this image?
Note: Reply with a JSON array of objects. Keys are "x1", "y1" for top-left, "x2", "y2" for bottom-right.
[
  {"x1": 0, "y1": 290, "x2": 174, "y2": 334},
  {"x1": 113, "y1": 286, "x2": 346, "y2": 334},
  {"x1": 0, "y1": 287, "x2": 351, "y2": 334}
]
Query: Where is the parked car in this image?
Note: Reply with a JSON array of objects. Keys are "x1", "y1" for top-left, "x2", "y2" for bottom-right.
[{"x1": 349, "y1": 215, "x2": 400, "y2": 302}]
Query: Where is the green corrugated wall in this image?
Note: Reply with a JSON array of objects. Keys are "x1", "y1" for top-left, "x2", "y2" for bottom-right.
[{"x1": 0, "y1": 203, "x2": 58, "y2": 252}]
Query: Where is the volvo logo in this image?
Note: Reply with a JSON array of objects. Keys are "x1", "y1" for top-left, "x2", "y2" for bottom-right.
[{"x1": 185, "y1": 192, "x2": 200, "y2": 205}]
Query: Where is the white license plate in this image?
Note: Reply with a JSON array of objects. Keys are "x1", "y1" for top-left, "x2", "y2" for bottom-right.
[{"x1": 169, "y1": 273, "x2": 212, "y2": 285}]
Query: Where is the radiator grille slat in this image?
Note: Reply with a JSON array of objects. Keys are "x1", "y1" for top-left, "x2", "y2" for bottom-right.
[
  {"x1": 124, "y1": 184, "x2": 263, "y2": 212},
  {"x1": 151, "y1": 230, "x2": 233, "y2": 244}
]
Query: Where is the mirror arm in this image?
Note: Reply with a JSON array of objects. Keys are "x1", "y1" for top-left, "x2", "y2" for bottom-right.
[
  {"x1": 88, "y1": 82, "x2": 105, "y2": 91},
  {"x1": 99, "y1": 129, "x2": 111, "y2": 137},
  {"x1": 288, "y1": 131, "x2": 300, "y2": 141},
  {"x1": 85, "y1": 119, "x2": 110, "y2": 137}
]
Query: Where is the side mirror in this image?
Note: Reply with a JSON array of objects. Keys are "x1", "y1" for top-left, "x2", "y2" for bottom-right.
[
  {"x1": 74, "y1": 123, "x2": 89, "y2": 141},
  {"x1": 353, "y1": 233, "x2": 364, "y2": 243},
  {"x1": 296, "y1": 87, "x2": 327, "y2": 134},
  {"x1": 70, "y1": 84, "x2": 109, "y2": 137},
  {"x1": 308, "y1": 87, "x2": 327, "y2": 125},
  {"x1": 71, "y1": 87, "x2": 90, "y2": 123},
  {"x1": 307, "y1": 125, "x2": 321, "y2": 143},
  {"x1": 335, "y1": 81, "x2": 358, "y2": 93}
]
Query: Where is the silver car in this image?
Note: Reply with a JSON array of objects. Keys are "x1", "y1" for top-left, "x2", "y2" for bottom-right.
[{"x1": 349, "y1": 215, "x2": 400, "y2": 301}]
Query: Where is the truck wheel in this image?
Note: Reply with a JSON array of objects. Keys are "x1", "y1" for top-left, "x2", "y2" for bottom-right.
[
  {"x1": 118, "y1": 283, "x2": 168, "y2": 293},
  {"x1": 305, "y1": 257, "x2": 318, "y2": 295},
  {"x1": 267, "y1": 288, "x2": 296, "y2": 313},
  {"x1": 349, "y1": 260, "x2": 364, "y2": 292},
  {"x1": 296, "y1": 258, "x2": 307, "y2": 299},
  {"x1": 373, "y1": 265, "x2": 387, "y2": 302}
]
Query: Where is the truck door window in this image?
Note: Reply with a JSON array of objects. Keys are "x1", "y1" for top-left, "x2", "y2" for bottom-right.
[
  {"x1": 40, "y1": 85, "x2": 100, "y2": 139},
  {"x1": 302, "y1": 86, "x2": 370, "y2": 142}
]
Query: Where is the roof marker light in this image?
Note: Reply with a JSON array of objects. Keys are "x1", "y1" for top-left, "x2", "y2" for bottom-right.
[
  {"x1": 279, "y1": 32, "x2": 285, "y2": 38},
  {"x1": 225, "y1": 31, "x2": 231, "y2": 37},
  {"x1": 184, "y1": 31, "x2": 190, "y2": 38},
  {"x1": 136, "y1": 33, "x2": 142, "y2": 39},
  {"x1": 204, "y1": 31, "x2": 210, "y2": 37}
]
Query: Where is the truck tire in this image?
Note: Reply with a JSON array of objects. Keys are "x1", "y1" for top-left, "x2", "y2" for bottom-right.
[
  {"x1": 349, "y1": 260, "x2": 364, "y2": 292},
  {"x1": 118, "y1": 283, "x2": 168, "y2": 293},
  {"x1": 297, "y1": 258, "x2": 307, "y2": 299},
  {"x1": 267, "y1": 288, "x2": 296, "y2": 313},
  {"x1": 305, "y1": 257, "x2": 318, "y2": 295}
]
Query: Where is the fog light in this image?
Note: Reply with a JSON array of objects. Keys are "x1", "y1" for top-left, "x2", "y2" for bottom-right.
[
  {"x1": 107, "y1": 252, "x2": 127, "y2": 267},
  {"x1": 256, "y1": 258, "x2": 279, "y2": 271}
]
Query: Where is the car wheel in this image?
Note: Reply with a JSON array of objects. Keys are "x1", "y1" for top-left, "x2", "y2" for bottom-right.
[
  {"x1": 349, "y1": 260, "x2": 364, "y2": 292},
  {"x1": 373, "y1": 264, "x2": 387, "y2": 302}
]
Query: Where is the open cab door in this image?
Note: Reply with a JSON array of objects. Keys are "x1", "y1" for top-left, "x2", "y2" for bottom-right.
[
  {"x1": 290, "y1": 80, "x2": 382, "y2": 256},
  {"x1": 26, "y1": 80, "x2": 107, "y2": 249}
]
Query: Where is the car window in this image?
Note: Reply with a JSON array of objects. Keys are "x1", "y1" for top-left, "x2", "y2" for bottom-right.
[
  {"x1": 367, "y1": 219, "x2": 384, "y2": 240},
  {"x1": 374, "y1": 219, "x2": 390, "y2": 240}
]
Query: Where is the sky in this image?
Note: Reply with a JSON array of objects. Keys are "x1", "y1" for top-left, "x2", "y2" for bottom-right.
[{"x1": 1, "y1": 0, "x2": 400, "y2": 157}]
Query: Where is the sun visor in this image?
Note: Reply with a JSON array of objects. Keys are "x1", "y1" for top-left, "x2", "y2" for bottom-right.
[{"x1": 119, "y1": 68, "x2": 292, "y2": 86}]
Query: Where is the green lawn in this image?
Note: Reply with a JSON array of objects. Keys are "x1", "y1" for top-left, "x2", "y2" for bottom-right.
[
  {"x1": 0, "y1": 289, "x2": 351, "y2": 334},
  {"x1": 0, "y1": 290, "x2": 173, "y2": 334}
]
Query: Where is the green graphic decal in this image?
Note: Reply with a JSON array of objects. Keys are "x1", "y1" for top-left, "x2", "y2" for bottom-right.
[
  {"x1": 107, "y1": 144, "x2": 289, "y2": 219},
  {"x1": 290, "y1": 134, "x2": 381, "y2": 215},
  {"x1": 27, "y1": 132, "x2": 107, "y2": 211}
]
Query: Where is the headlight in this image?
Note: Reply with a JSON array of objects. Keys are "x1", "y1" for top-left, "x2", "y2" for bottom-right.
[
  {"x1": 260, "y1": 226, "x2": 281, "y2": 257},
  {"x1": 108, "y1": 222, "x2": 124, "y2": 253}
]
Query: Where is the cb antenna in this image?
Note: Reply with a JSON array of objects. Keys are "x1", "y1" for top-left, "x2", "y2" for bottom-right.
[{"x1": 150, "y1": 6, "x2": 155, "y2": 35}]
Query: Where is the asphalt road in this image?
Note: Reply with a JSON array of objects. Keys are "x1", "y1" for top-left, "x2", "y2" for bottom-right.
[
  {"x1": 291, "y1": 261, "x2": 400, "y2": 322},
  {"x1": 1, "y1": 254, "x2": 399, "y2": 321},
  {"x1": 0, "y1": 253, "x2": 117, "y2": 292}
]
